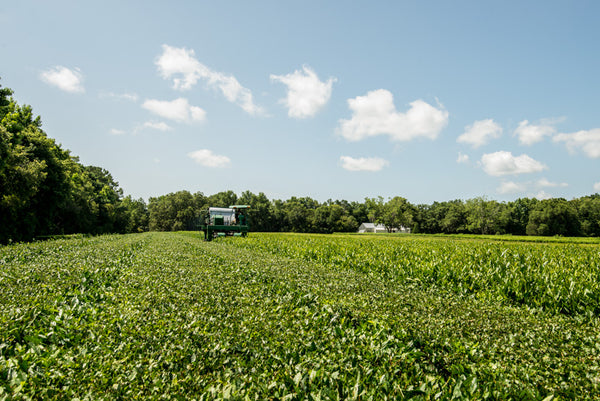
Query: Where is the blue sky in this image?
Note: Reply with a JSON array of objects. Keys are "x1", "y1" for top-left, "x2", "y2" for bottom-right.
[{"x1": 2, "y1": 1, "x2": 599, "y2": 204}]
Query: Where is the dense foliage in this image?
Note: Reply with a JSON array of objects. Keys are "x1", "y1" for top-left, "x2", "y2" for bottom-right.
[
  {"x1": 146, "y1": 190, "x2": 600, "y2": 238},
  {"x1": 0, "y1": 81, "x2": 147, "y2": 243},
  {"x1": 2, "y1": 232, "x2": 600, "y2": 399}
]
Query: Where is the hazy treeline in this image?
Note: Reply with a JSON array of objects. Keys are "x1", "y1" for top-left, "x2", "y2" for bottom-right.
[{"x1": 2, "y1": 81, "x2": 600, "y2": 243}]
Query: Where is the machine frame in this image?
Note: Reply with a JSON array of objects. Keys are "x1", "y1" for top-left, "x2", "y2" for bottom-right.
[{"x1": 195, "y1": 205, "x2": 250, "y2": 241}]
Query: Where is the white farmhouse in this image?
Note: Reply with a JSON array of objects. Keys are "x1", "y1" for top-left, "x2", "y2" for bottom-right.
[
  {"x1": 357, "y1": 222, "x2": 411, "y2": 234},
  {"x1": 357, "y1": 223, "x2": 388, "y2": 233}
]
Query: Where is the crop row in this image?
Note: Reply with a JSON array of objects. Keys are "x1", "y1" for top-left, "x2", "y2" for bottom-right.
[
  {"x1": 228, "y1": 233, "x2": 600, "y2": 318},
  {"x1": 1, "y1": 232, "x2": 600, "y2": 399}
]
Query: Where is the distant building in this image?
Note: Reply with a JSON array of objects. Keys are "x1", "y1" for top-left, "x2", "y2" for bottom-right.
[
  {"x1": 358, "y1": 222, "x2": 411, "y2": 234},
  {"x1": 358, "y1": 223, "x2": 389, "y2": 233}
]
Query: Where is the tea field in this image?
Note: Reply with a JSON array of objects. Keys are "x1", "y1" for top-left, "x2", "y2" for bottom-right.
[{"x1": 1, "y1": 232, "x2": 600, "y2": 400}]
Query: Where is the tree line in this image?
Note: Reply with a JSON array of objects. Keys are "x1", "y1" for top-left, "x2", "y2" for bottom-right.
[
  {"x1": 1, "y1": 80, "x2": 600, "y2": 243},
  {"x1": 145, "y1": 191, "x2": 600, "y2": 237},
  {"x1": 0, "y1": 81, "x2": 148, "y2": 243}
]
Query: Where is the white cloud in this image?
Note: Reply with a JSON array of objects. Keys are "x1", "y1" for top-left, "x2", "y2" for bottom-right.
[
  {"x1": 594, "y1": 182, "x2": 600, "y2": 192},
  {"x1": 109, "y1": 128, "x2": 126, "y2": 135},
  {"x1": 337, "y1": 89, "x2": 448, "y2": 142},
  {"x1": 340, "y1": 156, "x2": 389, "y2": 172},
  {"x1": 270, "y1": 65, "x2": 335, "y2": 118},
  {"x1": 457, "y1": 119, "x2": 502, "y2": 148},
  {"x1": 188, "y1": 149, "x2": 231, "y2": 168},
  {"x1": 514, "y1": 120, "x2": 557, "y2": 145},
  {"x1": 537, "y1": 178, "x2": 567, "y2": 188},
  {"x1": 497, "y1": 181, "x2": 527, "y2": 194},
  {"x1": 142, "y1": 98, "x2": 206, "y2": 123},
  {"x1": 457, "y1": 152, "x2": 469, "y2": 164},
  {"x1": 553, "y1": 129, "x2": 600, "y2": 158},
  {"x1": 480, "y1": 151, "x2": 547, "y2": 176},
  {"x1": 535, "y1": 190, "x2": 552, "y2": 200},
  {"x1": 155, "y1": 44, "x2": 263, "y2": 115},
  {"x1": 100, "y1": 91, "x2": 139, "y2": 102},
  {"x1": 497, "y1": 178, "x2": 568, "y2": 196},
  {"x1": 142, "y1": 121, "x2": 172, "y2": 131},
  {"x1": 39, "y1": 66, "x2": 84, "y2": 93}
]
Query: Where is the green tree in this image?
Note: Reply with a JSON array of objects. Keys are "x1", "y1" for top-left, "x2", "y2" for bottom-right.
[
  {"x1": 0, "y1": 80, "x2": 134, "y2": 242},
  {"x1": 148, "y1": 191, "x2": 197, "y2": 231},
  {"x1": 121, "y1": 196, "x2": 149, "y2": 233},
  {"x1": 365, "y1": 196, "x2": 384, "y2": 224},
  {"x1": 349, "y1": 201, "x2": 369, "y2": 226},
  {"x1": 502, "y1": 198, "x2": 538, "y2": 235},
  {"x1": 526, "y1": 198, "x2": 580, "y2": 236},
  {"x1": 283, "y1": 197, "x2": 317, "y2": 232},
  {"x1": 81, "y1": 165, "x2": 126, "y2": 233},
  {"x1": 312, "y1": 204, "x2": 332, "y2": 233},
  {"x1": 441, "y1": 200, "x2": 468, "y2": 234},
  {"x1": 237, "y1": 191, "x2": 274, "y2": 231},
  {"x1": 465, "y1": 197, "x2": 506, "y2": 234},
  {"x1": 0, "y1": 88, "x2": 80, "y2": 241},
  {"x1": 574, "y1": 195, "x2": 600, "y2": 236},
  {"x1": 413, "y1": 203, "x2": 441, "y2": 234},
  {"x1": 381, "y1": 196, "x2": 414, "y2": 232},
  {"x1": 207, "y1": 190, "x2": 237, "y2": 208}
]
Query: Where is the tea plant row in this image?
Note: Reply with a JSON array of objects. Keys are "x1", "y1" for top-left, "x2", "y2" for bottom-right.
[
  {"x1": 231, "y1": 233, "x2": 600, "y2": 318},
  {"x1": 1, "y1": 232, "x2": 599, "y2": 399}
]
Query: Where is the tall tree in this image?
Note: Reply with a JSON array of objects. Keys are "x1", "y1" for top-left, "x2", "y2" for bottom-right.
[
  {"x1": 441, "y1": 200, "x2": 468, "y2": 234},
  {"x1": 381, "y1": 196, "x2": 414, "y2": 232},
  {"x1": 526, "y1": 198, "x2": 580, "y2": 236},
  {"x1": 574, "y1": 195, "x2": 600, "y2": 236},
  {"x1": 237, "y1": 191, "x2": 274, "y2": 231},
  {"x1": 121, "y1": 196, "x2": 149, "y2": 233},
  {"x1": 207, "y1": 190, "x2": 237, "y2": 208},
  {"x1": 465, "y1": 197, "x2": 506, "y2": 235},
  {"x1": 148, "y1": 191, "x2": 197, "y2": 231},
  {"x1": 0, "y1": 85, "x2": 78, "y2": 241}
]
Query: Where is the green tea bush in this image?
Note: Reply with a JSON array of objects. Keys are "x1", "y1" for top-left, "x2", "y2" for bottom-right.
[
  {"x1": 1, "y1": 232, "x2": 599, "y2": 399},
  {"x1": 232, "y1": 233, "x2": 600, "y2": 317}
]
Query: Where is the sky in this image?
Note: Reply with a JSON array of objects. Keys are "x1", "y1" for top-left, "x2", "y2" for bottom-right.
[{"x1": 1, "y1": 1, "x2": 599, "y2": 204}]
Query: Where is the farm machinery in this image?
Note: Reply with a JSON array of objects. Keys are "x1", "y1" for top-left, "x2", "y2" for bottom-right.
[{"x1": 193, "y1": 205, "x2": 250, "y2": 241}]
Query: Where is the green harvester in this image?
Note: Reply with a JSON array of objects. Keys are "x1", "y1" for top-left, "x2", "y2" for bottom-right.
[{"x1": 192, "y1": 205, "x2": 250, "y2": 241}]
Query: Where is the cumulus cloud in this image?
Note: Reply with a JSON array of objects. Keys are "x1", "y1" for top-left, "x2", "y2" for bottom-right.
[
  {"x1": 514, "y1": 120, "x2": 557, "y2": 145},
  {"x1": 109, "y1": 128, "x2": 126, "y2": 136},
  {"x1": 270, "y1": 65, "x2": 335, "y2": 118},
  {"x1": 337, "y1": 89, "x2": 448, "y2": 142},
  {"x1": 142, "y1": 121, "x2": 172, "y2": 131},
  {"x1": 457, "y1": 152, "x2": 469, "y2": 164},
  {"x1": 594, "y1": 182, "x2": 600, "y2": 192},
  {"x1": 553, "y1": 129, "x2": 600, "y2": 158},
  {"x1": 497, "y1": 181, "x2": 527, "y2": 194},
  {"x1": 142, "y1": 98, "x2": 206, "y2": 123},
  {"x1": 188, "y1": 149, "x2": 231, "y2": 168},
  {"x1": 340, "y1": 156, "x2": 389, "y2": 172},
  {"x1": 480, "y1": 151, "x2": 547, "y2": 176},
  {"x1": 155, "y1": 44, "x2": 263, "y2": 115},
  {"x1": 457, "y1": 119, "x2": 502, "y2": 148},
  {"x1": 537, "y1": 178, "x2": 568, "y2": 188},
  {"x1": 39, "y1": 66, "x2": 84, "y2": 93}
]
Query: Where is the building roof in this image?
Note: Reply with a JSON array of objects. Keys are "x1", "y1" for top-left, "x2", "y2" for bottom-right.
[{"x1": 359, "y1": 222, "x2": 386, "y2": 229}]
